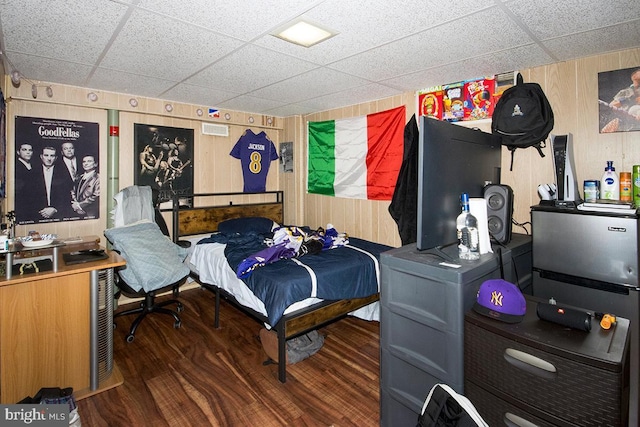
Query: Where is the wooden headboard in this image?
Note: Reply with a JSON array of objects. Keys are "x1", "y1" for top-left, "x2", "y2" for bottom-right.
[{"x1": 167, "y1": 191, "x2": 284, "y2": 239}]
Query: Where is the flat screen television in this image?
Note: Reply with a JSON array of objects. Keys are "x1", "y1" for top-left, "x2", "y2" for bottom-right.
[{"x1": 416, "y1": 116, "x2": 501, "y2": 251}]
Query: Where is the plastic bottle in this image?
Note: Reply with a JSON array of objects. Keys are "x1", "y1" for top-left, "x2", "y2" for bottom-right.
[
  {"x1": 456, "y1": 193, "x2": 480, "y2": 261},
  {"x1": 620, "y1": 172, "x2": 632, "y2": 202},
  {"x1": 633, "y1": 165, "x2": 640, "y2": 206},
  {"x1": 600, "y1": 161, "x2": 619, "y2": 200}
]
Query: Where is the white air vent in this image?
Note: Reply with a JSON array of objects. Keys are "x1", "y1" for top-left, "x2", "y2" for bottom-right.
[{"x1": 202, "y1": 123, "x2": 229, "y2": 137}]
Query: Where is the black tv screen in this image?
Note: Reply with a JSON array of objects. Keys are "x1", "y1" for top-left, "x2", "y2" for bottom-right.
[{"x1": 416, "y1": 116, "x2": 501, "y2": 251}]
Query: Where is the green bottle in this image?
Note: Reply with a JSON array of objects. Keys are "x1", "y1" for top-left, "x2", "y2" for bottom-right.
[{"x1": 633, "y1": 165, "x2": 640, "y2": 206}]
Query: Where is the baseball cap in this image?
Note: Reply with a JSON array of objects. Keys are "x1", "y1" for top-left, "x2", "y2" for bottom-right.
[{"x1": 473, "y1": 279, "x2": 526, "y2": 323}]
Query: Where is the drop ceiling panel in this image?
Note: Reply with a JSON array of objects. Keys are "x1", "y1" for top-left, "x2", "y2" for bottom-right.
[
  {"x1": 543, "y1": 21, "x2": 640, "y2": 62},
  {"x1": 506, "y1": 0, "x2": 640, "y2": 41},
  {"x1": 0, "y1": 0, "x2": 127, "y2": 63},
  {"x1": 252, "y1": 0, "x2": 494, "y2": 65},
  {"x1": 250, "y1": 67, "x2": 371, "y2": 104},
  {"x1": 137, "y1": 0, "x2": 314, "y2": 41},
  {"x1": 99, "y1": 8, "x2": 244, "y2": 80},
  {"x1": 89, "y1": 67, "x2": 177, "y2": 97},
  {"x1": 0, "y1": 0, "x2": 638, "y2": 117},
  {"x1": 160, "y1": 83, "x2": 240, "y2": 107},
  {"x1": 329, "y1": 7, "x2": 532, "y2": 82},
  {"x1": 6, "y1": 53, "x2": 94, "y2": 87},
  {"x1": 216, "y1": 95, "x2": 290, "y2": 114},
  {"x1": 185, "y1": 44, "x2": 318, "y2": 93}
]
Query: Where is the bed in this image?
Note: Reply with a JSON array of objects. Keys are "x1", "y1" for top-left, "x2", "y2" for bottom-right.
[{"x1": 166, "y1": 191, "x2": 392, "y2": 382}]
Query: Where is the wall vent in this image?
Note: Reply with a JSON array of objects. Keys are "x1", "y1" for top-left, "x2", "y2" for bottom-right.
[{"x1": 202, "y1": 123, "x2": 229, "y2": 137}]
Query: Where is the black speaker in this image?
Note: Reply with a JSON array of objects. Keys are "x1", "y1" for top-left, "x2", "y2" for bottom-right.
[
  {"x1": 536, "y1": 302, "x2": 592, "y2": 332},
  {"x1": 483, "y1": 184, "x2": 513, "y2": 244}
]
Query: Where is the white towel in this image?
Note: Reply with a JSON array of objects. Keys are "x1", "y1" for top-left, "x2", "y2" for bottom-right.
[{"x1": 469, "y1": 198, "x2": 492, "y2": 254}]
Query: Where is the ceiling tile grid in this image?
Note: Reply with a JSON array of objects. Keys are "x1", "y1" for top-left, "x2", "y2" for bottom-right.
[{"x1": 0, "y1": 0, "x2": 638, "y2": 116}]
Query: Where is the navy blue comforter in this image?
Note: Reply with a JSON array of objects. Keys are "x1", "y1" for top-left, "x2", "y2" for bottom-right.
[{"x1": 199, "y1": 232, "x2": 392, "y2": 326}]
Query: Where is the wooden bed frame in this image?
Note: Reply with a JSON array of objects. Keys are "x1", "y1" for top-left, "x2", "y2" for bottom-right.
[{"x1": 166, "y1": 191, "x2": 380, "y2": 383}]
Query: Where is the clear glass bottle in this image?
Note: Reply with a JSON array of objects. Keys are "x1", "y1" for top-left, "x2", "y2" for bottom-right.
[{"x1": 456, "y1": 193, "x2": 480, "y2": 260}]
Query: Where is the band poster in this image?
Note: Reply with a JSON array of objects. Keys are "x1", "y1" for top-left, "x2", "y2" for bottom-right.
[
  {"x1": 14, "y1": 116, "x2": 100, "y2": 225},
  {"x1": 134, "y1": 124, "x2": 194, "y2": 204}
]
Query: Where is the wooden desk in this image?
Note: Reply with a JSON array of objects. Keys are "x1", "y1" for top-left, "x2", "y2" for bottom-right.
[{"x1": 0, "y1": 238, "x2": 125, "y2": 403}]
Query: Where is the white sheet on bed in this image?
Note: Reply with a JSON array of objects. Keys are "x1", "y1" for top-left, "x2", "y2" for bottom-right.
[{"x1": 186, "y1": 236, "x2": 379, "y2": 326}]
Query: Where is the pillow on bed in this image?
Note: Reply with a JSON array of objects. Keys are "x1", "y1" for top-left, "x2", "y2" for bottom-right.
[{"x1": 218, "y1": 216, "x2": 277, "y2": 234}]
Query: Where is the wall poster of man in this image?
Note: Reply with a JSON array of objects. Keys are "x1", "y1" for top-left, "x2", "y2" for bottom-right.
[
  {"x1": 14, "y1": 116, "x2": 100, "y2": 225},
  {"x1": 598, "y1": 66, "x2": 640, "y2": 133},
  {"x1": 279, "y1": 141, "x2": 293, "y2": 173},
  {"x1": 134, "y1": 124, "x2": 194, "y2": 204}
]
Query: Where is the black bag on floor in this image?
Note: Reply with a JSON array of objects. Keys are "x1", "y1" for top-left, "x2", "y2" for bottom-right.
[
  {"x1": 260, "y1": 328, "x2": 324, "y2": 364},
  {"x1": 417, "y1": 384, "x2": 488, "y2": 427},
  {"x1": 491, "y1": 72, "x2": 554, "y2": 171}
]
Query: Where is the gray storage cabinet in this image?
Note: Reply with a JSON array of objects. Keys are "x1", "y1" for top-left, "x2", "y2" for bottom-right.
[{"x1": 379, "y1": 244, "x2": 508, "y2": 426}]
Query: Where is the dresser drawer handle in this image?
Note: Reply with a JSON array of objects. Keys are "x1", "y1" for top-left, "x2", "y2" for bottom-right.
[
  {"x1": 504, "y1": 348, "x2": 557, "y2": 380},
  {"x1": 504, "y1": 411, "x2": 541, "y2": 427}
]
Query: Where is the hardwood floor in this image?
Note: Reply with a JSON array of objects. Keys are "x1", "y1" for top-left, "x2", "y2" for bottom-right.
[{"x1": 78, "y1": 287, "x2": 382, "y2": 426}]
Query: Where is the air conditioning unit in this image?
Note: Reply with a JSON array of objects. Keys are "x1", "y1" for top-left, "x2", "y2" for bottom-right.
[{"x1": 202, "y1": 123, "x2": 229, "y2": 137}]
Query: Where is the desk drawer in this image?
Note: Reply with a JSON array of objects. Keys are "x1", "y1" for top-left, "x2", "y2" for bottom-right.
[{"x1": 465, "y1": 381, "x2": 563, "y2": 427}]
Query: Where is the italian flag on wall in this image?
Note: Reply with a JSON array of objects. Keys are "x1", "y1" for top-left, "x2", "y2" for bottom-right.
[{"x1": 307, "y1": 106, "x2": 406, "y2": 200}]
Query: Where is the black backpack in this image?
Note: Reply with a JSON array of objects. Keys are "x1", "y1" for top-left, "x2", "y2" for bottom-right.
[
  {"x1": 417, "y1": 384, "x2": 488, "y2": 427},
  {"x1": 491, "y1": 73, "x2": 554, "y2": 170}
]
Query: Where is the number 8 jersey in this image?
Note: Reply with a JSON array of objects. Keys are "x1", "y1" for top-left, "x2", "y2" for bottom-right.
[{"x1": 230, "y1": 129, "x2": 279, "y2": 192}]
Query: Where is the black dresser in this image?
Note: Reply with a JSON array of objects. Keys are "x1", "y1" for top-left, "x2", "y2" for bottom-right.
[{"x1": 465, "y1": 297, "x2": 630, "y2": 426}]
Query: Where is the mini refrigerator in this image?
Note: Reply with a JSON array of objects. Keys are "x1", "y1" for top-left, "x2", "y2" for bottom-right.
[{"x1": 531, "y1": 204, "x2": 639, "y2": 425}]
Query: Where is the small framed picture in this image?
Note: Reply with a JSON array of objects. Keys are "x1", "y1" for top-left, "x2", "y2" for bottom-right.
[{"x1": 280, "y1": 142, "x2": 293, "y2": 173}]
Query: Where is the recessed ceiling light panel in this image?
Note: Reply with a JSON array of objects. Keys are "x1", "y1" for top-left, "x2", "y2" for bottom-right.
[{"x1": 273, "y1": 18, "x2": 337, "y2": 47}]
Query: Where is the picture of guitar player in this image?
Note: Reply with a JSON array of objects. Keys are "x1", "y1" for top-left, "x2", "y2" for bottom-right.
[
  {"x1": 133, "y1": 124, "x2": 193, "y2": 203},
  {"x1": 598, "y1": 66, "x2": 640, "y2": 133}
]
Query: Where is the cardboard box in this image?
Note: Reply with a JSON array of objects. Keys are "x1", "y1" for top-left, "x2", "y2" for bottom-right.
[{"x1": 463, "y1": 77, "x2": 496, "y2": 120}]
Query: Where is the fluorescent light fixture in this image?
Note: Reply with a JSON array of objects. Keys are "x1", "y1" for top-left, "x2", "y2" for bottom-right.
[{"x1": 273, "y1": 18, "x2": 336, "y2": 47}]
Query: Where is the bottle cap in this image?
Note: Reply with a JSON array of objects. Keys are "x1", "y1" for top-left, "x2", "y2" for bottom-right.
[{"x1": 460, "y1": 193, "x2": 469, "y2": 204}]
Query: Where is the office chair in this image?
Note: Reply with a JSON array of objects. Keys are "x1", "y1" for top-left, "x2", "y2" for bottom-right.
[{"x1": 107, "y1": 186, "x2": 190, "y2": 343}]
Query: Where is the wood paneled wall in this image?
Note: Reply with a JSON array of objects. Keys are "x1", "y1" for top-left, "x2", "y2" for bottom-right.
[
  {"x1": 3, "y1": 85, "x2": 282, "y2": 243},
  {"x1": 300, "y1": 48, "x2": 640, "y2": 247},
  {"x1": 3, "y1": 47, "x2": 639, "y2": 247}
]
